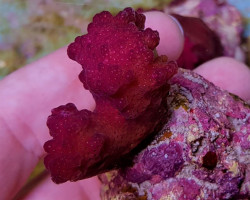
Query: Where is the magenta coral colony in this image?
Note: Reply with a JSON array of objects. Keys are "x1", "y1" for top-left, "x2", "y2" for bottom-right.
[
  {"x1": 44, "y1": 8, "x2": 250, "y2": 200},
  {"x1": 44, "y1": 7, "x2": 178, "y2": 183}
]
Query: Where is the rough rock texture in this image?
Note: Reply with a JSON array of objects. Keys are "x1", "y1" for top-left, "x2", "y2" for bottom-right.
[{"x1": 99, "y1": 69, "x2": 250, "y2": 200}]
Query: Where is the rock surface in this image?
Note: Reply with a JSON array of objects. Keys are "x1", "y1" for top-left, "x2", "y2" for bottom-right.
[{"x1": 99, "y1": 69, "x2": 250, "y2": 200}]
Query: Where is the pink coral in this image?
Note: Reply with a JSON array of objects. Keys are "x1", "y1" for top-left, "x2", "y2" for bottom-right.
[{"x1": 44, "y1": 8, "x2": 177, "y2": 183}]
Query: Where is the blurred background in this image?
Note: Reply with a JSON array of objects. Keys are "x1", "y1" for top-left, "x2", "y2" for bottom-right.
[{"x1": 0, "y1": 0, "x2": 249, "y2": 78}]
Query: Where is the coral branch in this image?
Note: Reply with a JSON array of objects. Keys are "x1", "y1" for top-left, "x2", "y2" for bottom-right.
[{"x1": 44, "y1": 8, "x2": 177, "y2": 183}]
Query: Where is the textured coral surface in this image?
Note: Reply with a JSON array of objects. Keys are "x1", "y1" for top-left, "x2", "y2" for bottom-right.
[
  {"x1": 99, "y1": 69, "x2": 250, "y2": 200},
  {"x1": 44, "y1": 8, "x2": 177, "y2": 183}
]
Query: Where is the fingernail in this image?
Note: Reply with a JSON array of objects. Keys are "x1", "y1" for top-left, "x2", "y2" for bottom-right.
[{"x1": 168, "y1": 14, "x2": 184, "y2": 36}]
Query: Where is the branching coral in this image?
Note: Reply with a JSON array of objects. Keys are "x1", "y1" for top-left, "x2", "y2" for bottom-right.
[{"x1": 44, "y1": 8, "x2": 177, "y2": 183}]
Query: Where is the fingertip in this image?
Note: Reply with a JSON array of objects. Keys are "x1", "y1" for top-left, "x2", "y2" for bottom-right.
[
  {"x1": 79, "y1": 177, "x2": 101, "y2": 200},
  {"x1": 144, "y1": 11, "x2": 184, "y2": 61},
  {"x1": 194, "y1": 57, "x2": 250, "y2": 101}
]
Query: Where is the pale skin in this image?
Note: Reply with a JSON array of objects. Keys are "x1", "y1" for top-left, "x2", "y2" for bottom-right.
[{"x1": 0, "y1": 11, "x2": 250, "y2": 200}]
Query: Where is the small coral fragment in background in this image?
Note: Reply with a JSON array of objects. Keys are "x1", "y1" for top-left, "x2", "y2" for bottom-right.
[
  {"x1": 44, "y1": 8, "x2": 177, "y2": 183},
  {"x1": 172, "y1": 14, "x2": 223, "y2": 69},
  {"x1": 166, "y1": 0, "x2": 245, "y2": 65}
]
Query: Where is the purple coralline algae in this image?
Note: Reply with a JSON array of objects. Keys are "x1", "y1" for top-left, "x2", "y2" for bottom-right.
[{"x1": 99, "y1": 69, "x2": 250, "y2": 200}]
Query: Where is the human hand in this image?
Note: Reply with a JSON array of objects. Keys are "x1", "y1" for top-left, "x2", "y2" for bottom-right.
[{"x1": 0, "y1": 11, "x2": 249, "y2": 200}]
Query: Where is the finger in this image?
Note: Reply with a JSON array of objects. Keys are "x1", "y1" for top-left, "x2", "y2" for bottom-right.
[
  {"x1": 0, "y1": 47, "x2": 95, "y2": 199},
  {"x1": 23, "y1": 177, "x2": 101, "y2": 200},
  {"x1": 144, "y1": 11, "x2": 184, "y2": 60},
  {"x1": 0, "y1": 11, "x2": 185, "y2": 199},
  {"x1": 194, "y1": 57, "x2": 250, "y2": 101}
]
